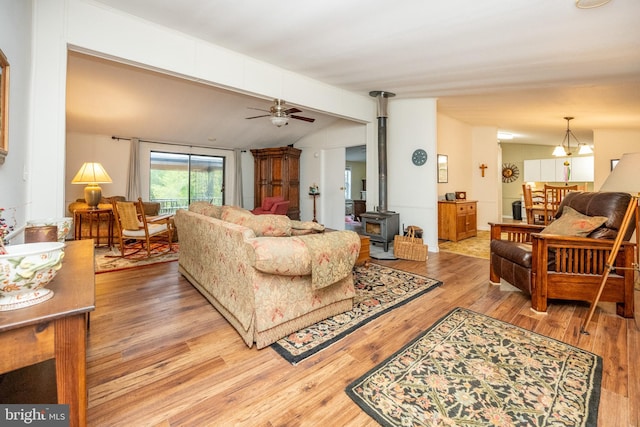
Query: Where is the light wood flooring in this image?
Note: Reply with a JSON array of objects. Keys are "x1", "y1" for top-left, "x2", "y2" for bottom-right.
[{"x1": 86, "y1": 251, "x2": 640, "y2": 426}]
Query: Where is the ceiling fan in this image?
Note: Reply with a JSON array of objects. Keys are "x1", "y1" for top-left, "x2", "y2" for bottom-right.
[{"x1": 245, "y1": 99, "x2": 315, "y2": 127}]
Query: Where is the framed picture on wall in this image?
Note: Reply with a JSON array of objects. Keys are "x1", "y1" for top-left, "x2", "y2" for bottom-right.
[
  {"x1": 437, "y1": 154, "x2": 448, "y2": 183},
  {"x1": 0, "y1": 48, "x2": 9, "y2": 164}
]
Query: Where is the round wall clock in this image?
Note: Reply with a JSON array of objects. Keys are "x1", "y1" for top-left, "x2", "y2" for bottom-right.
[
  {"x1": 412, "y1": 149, "x2": 427, "y2": 166},
  {"x1": 501, "y1": 163, "x2": 520, "y2": 183}
]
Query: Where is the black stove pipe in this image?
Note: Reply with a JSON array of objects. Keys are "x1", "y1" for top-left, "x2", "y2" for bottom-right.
[{"x1": 369, "y1": 90, "x2": 395, "y2": 213}]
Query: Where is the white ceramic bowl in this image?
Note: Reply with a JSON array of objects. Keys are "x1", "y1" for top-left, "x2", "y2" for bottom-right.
[
  {"x1": 0, "y1": 242, "x2": 66, "y2": 311},
  {"x1": 26, "y1": 217, "x2": 73, "y2": 242}
]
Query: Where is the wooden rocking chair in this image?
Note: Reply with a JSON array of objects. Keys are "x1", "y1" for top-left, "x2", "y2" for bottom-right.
[{"x1": 111, "y1": 197, "x2": 173, "y2": 258}]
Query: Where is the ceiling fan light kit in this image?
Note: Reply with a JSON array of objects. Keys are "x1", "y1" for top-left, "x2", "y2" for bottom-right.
[
  {"x1": 270, "y1": 115, "x2": 288, "y2": 127},
  {"x1": 246, "y1": 99, "x2": 315, "y2": 127}
]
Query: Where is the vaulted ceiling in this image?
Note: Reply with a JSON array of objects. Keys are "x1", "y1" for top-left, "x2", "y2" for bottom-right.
[{"x1": 66, "y1": 0, "x2": 640, "y2": 150}]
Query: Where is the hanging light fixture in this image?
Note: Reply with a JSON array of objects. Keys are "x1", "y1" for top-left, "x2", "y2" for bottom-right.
[{"x1": 552, "y1": 117, "x2": 593, "y2": 157}]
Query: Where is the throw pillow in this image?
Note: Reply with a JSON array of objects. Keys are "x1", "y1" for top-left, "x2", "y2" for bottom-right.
[
  {"x1": 222, "y1": 206, "x2": 291, "y2": 237},
  {"x1": 541, "y1": 206, "x2": 608, "y2": 237}
]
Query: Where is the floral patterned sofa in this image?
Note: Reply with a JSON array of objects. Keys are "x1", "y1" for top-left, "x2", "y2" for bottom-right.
[{"x1": 174, "y1": 202, "x2": 361, "y2": 349}]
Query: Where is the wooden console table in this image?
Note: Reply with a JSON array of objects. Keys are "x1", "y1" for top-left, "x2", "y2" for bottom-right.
[
  {"x1": 0, "y1": 240, "x2": 95, "y2": 427},
  {"x1": 438, "y1": 200, "x2": 478, "y2": 242}
]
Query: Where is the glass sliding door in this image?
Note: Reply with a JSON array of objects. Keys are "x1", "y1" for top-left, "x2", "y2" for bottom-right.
[{"x1": 149, "y1": 151, "x2": 225, "y2": 214}]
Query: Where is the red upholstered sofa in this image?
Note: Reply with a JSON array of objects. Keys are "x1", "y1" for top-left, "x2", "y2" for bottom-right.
[{"x1": 251, "y1": 196, "x2": 290, "y2": 216}]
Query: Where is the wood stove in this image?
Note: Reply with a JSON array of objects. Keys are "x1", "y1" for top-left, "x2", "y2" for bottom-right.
[
  {"x1": 360, "y1": 211, "x2": 399, "y2": 252},
  {"x1": 360, "y1": 90, "x2": 400, "y2": 252}
]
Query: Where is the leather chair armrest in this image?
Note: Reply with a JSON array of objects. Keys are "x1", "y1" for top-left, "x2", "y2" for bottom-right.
[{"x1": 489, "y1": 222, "x2": 544, "y2": 243}]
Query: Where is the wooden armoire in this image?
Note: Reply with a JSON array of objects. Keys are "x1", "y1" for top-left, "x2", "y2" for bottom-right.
[{"x1": 250, "y1": 146, "x2": 301, "y2": 220}]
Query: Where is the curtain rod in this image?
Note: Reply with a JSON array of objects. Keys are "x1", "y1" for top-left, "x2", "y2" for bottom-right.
[{"x1": 111, "y1": 135, "x2": 243, "y2": 152}]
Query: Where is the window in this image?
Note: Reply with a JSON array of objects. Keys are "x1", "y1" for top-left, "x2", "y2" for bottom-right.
[
  {"x1": 345, "y1": 167, "x2": 352, "y2": 199},
  {"x1": 149, "y1": 151, "x2": 225, "y2": 214}
]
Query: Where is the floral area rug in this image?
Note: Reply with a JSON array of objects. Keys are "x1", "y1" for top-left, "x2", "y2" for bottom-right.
[
  {"x1": 271, "y1": 263, "x2": 442, "y2": 365},
  {"x1": 94, "y1": 243, "x2": 178, "y2": 273},
  {"x1": 347, "y1": 307, "x2": 602, "y2": 427},
  {"x1": 438, "y1": 230, "x2": 490, "y2": 259}
]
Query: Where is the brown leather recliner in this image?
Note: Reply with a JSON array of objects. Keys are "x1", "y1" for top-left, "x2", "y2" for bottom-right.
[{"x1": 489, "y1": 191, "x2": 635, "y2": 317}]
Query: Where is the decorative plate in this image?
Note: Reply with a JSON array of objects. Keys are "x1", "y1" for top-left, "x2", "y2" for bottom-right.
[{"x1": 501, "y1": 163, "x2": 520, "y2": 183}]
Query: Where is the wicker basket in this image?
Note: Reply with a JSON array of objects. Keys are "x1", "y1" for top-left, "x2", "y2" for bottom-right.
[{"x1": 393, "y1": 228, "x2": 428, "y2": 261}]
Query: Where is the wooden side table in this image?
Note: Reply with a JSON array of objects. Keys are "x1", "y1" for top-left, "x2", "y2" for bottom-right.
[
  {"x1": 309, "y1": 192, "x2": 320, "y2": 222},
  {"x1": 73, "y1": 207, "x2": 114, "y2": 247},
  {"x1": 0, "y1": 240, "x2": 95, "y2": 427}
]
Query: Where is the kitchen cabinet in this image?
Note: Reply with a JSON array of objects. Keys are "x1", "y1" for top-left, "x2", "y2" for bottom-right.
[{"x1": 523, "y1": 156, "x2": 593, "y2": 183}]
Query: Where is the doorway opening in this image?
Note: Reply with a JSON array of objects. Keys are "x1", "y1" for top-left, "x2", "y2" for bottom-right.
[{"x1": 345, "y1": 145, "x2": 366, "y2": 233}]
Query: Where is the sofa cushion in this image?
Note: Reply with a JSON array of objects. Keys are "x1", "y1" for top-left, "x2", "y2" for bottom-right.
[
  {"x1": 542, "y1": 206, "x2": 608, "y2": 237},
  {"x1": 222, "y1": 206, "x2": 292, "y2": 237},
  {"x1": 290, "y1": 220, "x2": 325, "y2": 235},
  {"x1": 189, "y1": 201, "x2": 222, "y2": 218},
  {"x1": 249, "y1": 236, "x2": 311, "y2": 276}
]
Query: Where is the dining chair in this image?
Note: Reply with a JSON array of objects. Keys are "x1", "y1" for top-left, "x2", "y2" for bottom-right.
[
  {"x1": 522, "y1": 184, "x2": 546, "y2": 225},
  {"x1": 542, "y1": 184, "x2": 579, "y2": 225}
]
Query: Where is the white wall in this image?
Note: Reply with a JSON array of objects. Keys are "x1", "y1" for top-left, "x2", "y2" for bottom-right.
[
  {"x1": 0, "y1": 0, "x2": 32, "y2": 242},
  {"x1": 436, "y1": 114, "x2": 473, "y2": 196},
  {"x1": 386, "y1": 98, "x2": 438, "y2": 251},
  {"x1": 593, "y1": 129, "x2": 640, "y2": 189},
  {"x1": 471, "y1": 126, "x2": 501, "y2": 229},
  {"x1": 28, "y1": 0, "x2": 374, "y2": 221},
  {"x1": 296, "y1": 119, "x2": 370, "y2": 223},
  {"x1": 65, "y1": 133, "x2": 128, "y2": 209}
]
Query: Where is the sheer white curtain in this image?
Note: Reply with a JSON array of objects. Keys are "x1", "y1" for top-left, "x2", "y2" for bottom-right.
[{"x1": 127, "y1": 137, "x2": 141, "y2": 201}]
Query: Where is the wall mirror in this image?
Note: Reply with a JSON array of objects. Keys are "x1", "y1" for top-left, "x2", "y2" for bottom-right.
[
  {"x1": 437, "y1": 154, "x2": 448, "y2": 183},
  {"x1": 0, "y1": 48, "x2": 9, "y2": 164}
]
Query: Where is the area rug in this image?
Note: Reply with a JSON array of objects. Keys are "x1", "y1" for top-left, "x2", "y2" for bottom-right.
[
  {"x1": 94, "y1": 243, "x2": 179, "y2": 273},
  {"x1": 439, "y1": 230, "x2": 490, "y2": 259},
  {"x1": 271, "y1": 263, "x2": 442, "y2": 364},
  {"x1": 346, "y1": 307, "x2": 601, "y2": 427}
]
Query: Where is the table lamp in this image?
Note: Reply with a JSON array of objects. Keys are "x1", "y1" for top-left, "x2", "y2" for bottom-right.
[
  {"x1": 71, "y1": 162, "x2": 113, "y2": 209},
  {"x1": 581, "y1": 152, "x2": 640, "y2": 333}
]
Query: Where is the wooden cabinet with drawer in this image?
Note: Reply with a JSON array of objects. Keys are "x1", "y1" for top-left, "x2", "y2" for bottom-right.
[{"x1": 438, "y1": 200, "x2": 477, "y2": 242}]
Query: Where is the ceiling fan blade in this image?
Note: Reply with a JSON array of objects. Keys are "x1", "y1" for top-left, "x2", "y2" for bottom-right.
[
  {"x1": 245, "y1": 114, "x2": 270, "y2": 119},
  {"x1": 247, "y1": 107, "x2": 270, "y2": 112},
  {"x1": 284, "y1": 107, "x2": 302, "y2": 115},
  {"x1": 290, "y1": 115, "x2": 316, "y2": 123}
]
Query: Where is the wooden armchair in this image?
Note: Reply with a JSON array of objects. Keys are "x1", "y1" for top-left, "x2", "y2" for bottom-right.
[
  {"x1": 111, "y1": 197, "x2": 173, "y2": 259},
  {"x1": 251, "y1": 196, "x2": 290, "y2": 216},
  {"x1": 490, "y1": 191, "x2": 635, "y2": 317}
]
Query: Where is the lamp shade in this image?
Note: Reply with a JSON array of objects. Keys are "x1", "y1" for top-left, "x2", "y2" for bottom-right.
[
  {"x1": 71, "y1": 162, "x2": 112, "y2": 184},
  {"x1": 599, "y1": 152, "x2": 640, "y2": 193}
]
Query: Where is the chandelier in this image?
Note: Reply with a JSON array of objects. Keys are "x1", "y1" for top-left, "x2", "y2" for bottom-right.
[{"x1": 552, "y1": 117, "x2": 593, "y2": 157}]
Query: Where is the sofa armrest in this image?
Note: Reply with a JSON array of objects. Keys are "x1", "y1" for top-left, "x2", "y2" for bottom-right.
[{"x1": 489, "y1": 222, "x2": 545, "y2": 243}]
